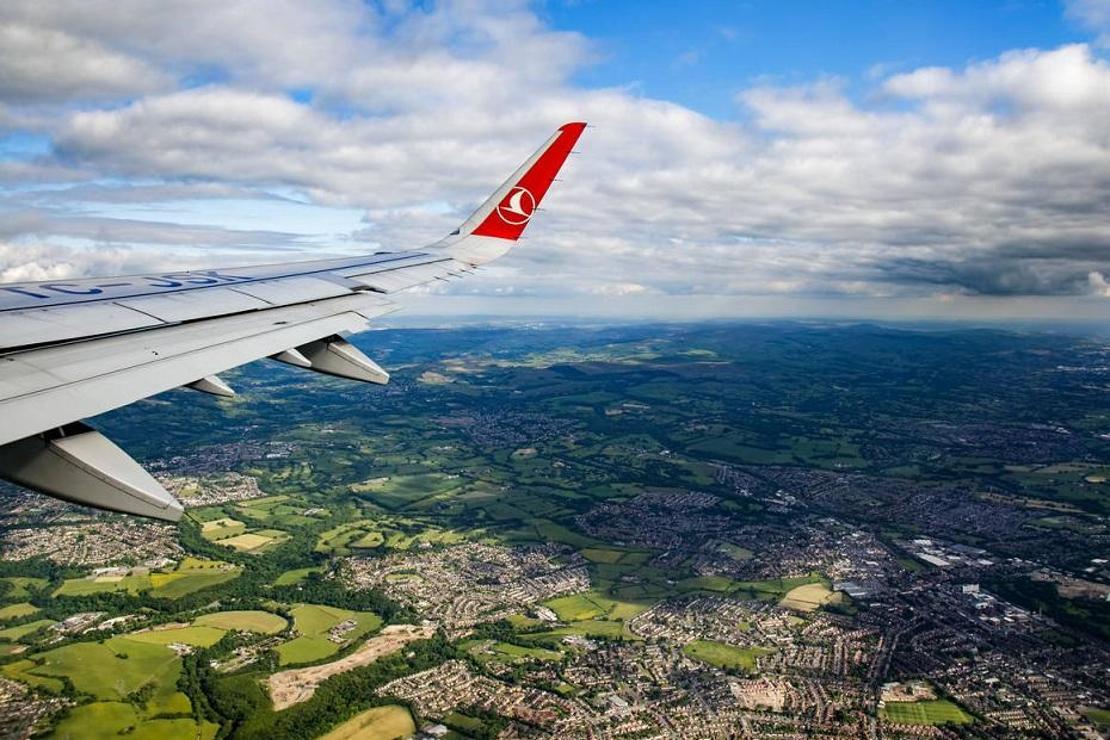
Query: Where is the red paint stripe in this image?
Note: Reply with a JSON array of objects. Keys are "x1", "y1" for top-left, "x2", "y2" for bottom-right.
[{"x1": 471, "y1": 122, "x2": 586, "y2": 240}]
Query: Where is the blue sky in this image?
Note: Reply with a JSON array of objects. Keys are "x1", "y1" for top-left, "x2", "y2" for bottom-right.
[
  {"x1": 544, "y1": 0, "x2": 1089, "y2": 118},
  {"x1": 1, "y1": 0, "x2": 1109, "y2": 320}
]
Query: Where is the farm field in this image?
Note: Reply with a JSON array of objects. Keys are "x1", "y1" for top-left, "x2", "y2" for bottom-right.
[
  {"x1": 780, "y1": 583, "x2": 839, "y2": 612},
  {"x1": 0, "y1": 603, "x2": 38, "y2": 620},
  {"x1": 318, "y1": 705, "x2": 415, "y2": 740},
  {"x1": 195, "y1": 610, "x2": 287, "y2": 634},
  {"x1": 275, "y1": 604, "x2": 382, "y2": 666},
  {"x1": 218, "y1": 529, "x2": 289, "y2": 553},
  {"x1": 0, "y1": 618, "x2": 54, "y2": 641}
]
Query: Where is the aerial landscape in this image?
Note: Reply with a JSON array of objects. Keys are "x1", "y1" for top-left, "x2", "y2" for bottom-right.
[
  {"x1": 1, "y1": 322, "x2": 1107, "y2": 738},
  {"x1": 3, "y1": 0, "x2": 1110, "y2": 738}
]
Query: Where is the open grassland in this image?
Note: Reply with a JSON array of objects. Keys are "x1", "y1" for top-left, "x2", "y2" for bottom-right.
[
  {"x1": 218, "y1": 530, "x2": 289, "y2": 553},
  {"x1": 200, "y1": 517, "x2": 247, "y2": 540},
  {"x1": 0, "y1": 603, "x2": 39, "y2": 620},
  {"x1": 543, "y1": 590, "x2": 649, "y2": 622},
  {"x1": 54, "y1": 574, "x2": 151, "y2": 597},
  {"x1": 48, "y1": 701, "x2": 218, "y2": 740},
  {"x1": 0, "y1": 618, "x2": 54, "y2": 641},
  {"x1": 350, "y1": 473, "x2": 462, "y2": 510},
  {"x1": 522, "y1": 620, "x2": 631, "y2": 642},
  {"x1": 881, "y1": 700, "x2": 973, "y2": 726},
  {"x1": 125, "y1": 625, "x2": 227, "y2": 647},
  {"x1": 318, "y1": 705, "x2": 415, "y2": 740},
  {"x1": 463, "y1": 639, "x2": 563, "y2": 664},
  {"x1": 274, "y1": 566, "x2": 322, "y2": 586},
  {"x1": 683, "y1": 640, "x2": 774, "y2": 672},
  {"x1": 195, "y1": 610, "x2": 287, "y2": 634},
  {"x1": 54, "y1": 559, "x2": 239, "y2": 600},
  {"x1": 275, "y1": 604, "x2": 382, "y2": 666},
  {"x1": 23, "y1": 637, "x2": 178, "y2": 699},
  {"x1": 0, "y1": 577, "x2": 48, "y2": 599}
]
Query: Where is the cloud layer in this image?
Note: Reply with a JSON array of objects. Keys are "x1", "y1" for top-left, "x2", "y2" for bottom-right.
[{"x1": 2, "y1": 0, "x2": 1110, "y2": 319}]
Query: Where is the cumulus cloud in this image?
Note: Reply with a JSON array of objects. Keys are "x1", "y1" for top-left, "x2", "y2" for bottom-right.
[
  {"x1": 1, "y1": 1, "x2": 1110, "y2": 317},
  {"x1": 0, "y1": 23, "x2": 169, "y2": 102}
]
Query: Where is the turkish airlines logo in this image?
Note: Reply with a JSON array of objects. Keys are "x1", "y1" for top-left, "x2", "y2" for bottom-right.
[{"x1": 496, "y1": 186, "x2": 536, "y2": 225}]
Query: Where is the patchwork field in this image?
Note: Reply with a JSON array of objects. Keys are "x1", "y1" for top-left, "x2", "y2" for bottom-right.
[
  {"x1": 53, "y1": 558, "x2": 240, "y2": 600},
  {"x1": 218, "y1": 529, "x2": 289, "y2": 553},
  {"x1": 275, "y1": 604, "x2": 382, "y2": 666},
  {"x1": 200, "y1": 517, "x2": 247, "y2": 541}
]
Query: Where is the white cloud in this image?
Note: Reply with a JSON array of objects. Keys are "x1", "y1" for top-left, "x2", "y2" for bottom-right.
[
  {"x1": 1066, "y1": 0, "x2": 1110, "y2": 45},
  {"x1": 0, "y1": 23, "x2": 169, "y2": 102},
  {"x1": 1, "y1": 2, "x2": 1109, "y2": 319}
]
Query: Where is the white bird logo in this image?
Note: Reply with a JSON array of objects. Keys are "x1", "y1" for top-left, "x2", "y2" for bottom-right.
[{"x1": 496, "y1": 186, "x2": 536, "y2": 225}]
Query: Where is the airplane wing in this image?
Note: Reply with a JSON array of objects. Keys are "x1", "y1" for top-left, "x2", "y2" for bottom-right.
[{"x1": 0, "y1": 122, "x2": 586, "y2": 521}]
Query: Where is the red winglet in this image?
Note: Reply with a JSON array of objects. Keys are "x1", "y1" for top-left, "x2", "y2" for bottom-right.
[{"x1": 471, "y1": 122, "x2": 586, "y2": 241}]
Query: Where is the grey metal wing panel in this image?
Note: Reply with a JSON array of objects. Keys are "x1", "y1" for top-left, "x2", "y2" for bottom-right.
[
  {"x1": 117, "y1": 288, "x2": 270, "y2": 323},
  {"x1": 0, "y1": 292, "x2": 398, "y2": 447},
  {"x1": 0, "y1": 303, "x2": 165, "y2": 348},
  {"x1": 343, "y1": 257, "x2": 471, "y2": 293}
]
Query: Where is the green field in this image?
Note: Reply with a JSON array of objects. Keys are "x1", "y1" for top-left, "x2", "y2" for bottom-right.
[
  {"x1": 218, "y1": 529, "x2": 289, "y2": 553},
  {"x1": 125, "y1": 626, "x2": 227, "y2": 647},
  {"x1": 25, "y1": 637, "x2": 179, "y2": 699},
  {"x1": 523, "y1": 620, "x2": 631, "y2": 642},
  {"x1": 463, "y1": 639, "x2": 563, "y2": 664},
  {"x1": 150, "y1": 565, "x2": 241, "y2": 598},
  {"x1": 274, "y1": 566, "x2": 323, "y2": 586},
  {"x1": 0, "y1": 603, "x2": 39, "y2": 620},
  {"x1": 275, "y1": 604, "x2": 382, "y2": 666},
  {"x1": 54, "y1": 574, "x2": 152, "y2": 597},
  {"x1": 542, "y1": 590, "x2": 649, "y2": 622},
  {"x1": 0, "y1": 578, "x2": 48, "y2": 599},
  {"x1": 683, "y1": 640, "x2": 774, "y2": 672},
  {"x1": 49, "y1": 701, "x2": 218, "y2": 740},
  {"x1": 195, "y1": 610, "x2": 287, "y2": 634},
  {"x1": 200, "y1": 516, "x2": 247, "y2": 540},
  {"x1": 53, "y1": 560, "x2": 239, "y2": 600},
  {"x1": 1084, "y1": 708, "x2": 1110, "y2": 728},
  {"x1": 0, "y1": 619, "x2": 55, "y2": 641},
  {"x1": 881, "y1": 700, "x2": 973, "y2": 726}
]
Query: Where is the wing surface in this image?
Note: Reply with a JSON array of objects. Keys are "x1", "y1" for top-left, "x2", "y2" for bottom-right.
[{"x1": 0, "y1": 122, "x2": 586, "y2": 519}]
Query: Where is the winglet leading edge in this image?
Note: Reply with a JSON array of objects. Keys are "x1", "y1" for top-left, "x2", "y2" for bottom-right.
[{"x1": 439, "y1": 121, "x2": 586, "y2": 265}]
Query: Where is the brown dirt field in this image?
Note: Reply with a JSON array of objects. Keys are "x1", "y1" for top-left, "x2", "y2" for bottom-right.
[{"x1": 267, "y1": 624, "x2": 434, "y2": 710}]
